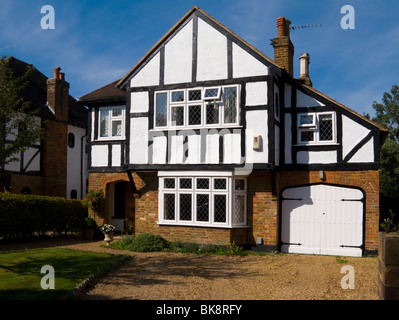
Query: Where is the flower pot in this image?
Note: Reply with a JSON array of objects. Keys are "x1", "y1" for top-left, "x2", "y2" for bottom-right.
[
  {"x1": 83, "y1": 229, "x2": 95, "y2": 240},
  {"x1": 103, "y1": 232, "x2": 114, "y2": 246}
]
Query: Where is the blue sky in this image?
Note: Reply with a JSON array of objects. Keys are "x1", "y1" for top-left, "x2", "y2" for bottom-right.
[{"x1": 1, "y1": 0, "x2": 398, "y2": 116}]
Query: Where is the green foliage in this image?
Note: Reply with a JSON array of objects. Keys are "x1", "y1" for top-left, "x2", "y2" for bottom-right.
[
  {"x1": 82, "y1": 217, "x2": 97, "y2": 229},
  {"x1": 370, "y1": 85, "x2": 399, "y2": 197},
  {"x1": 0, "y1": 57, "x2": 46, "y2": 180},
  {"x1": 380, "y1": 210, "x2": 399, "y2": 233},
  {"x1": 82, "y1": 189, "x2": 105, "y2": 212},
  {"x1": 126, "y1": 233, "x2": 170, "y2": 252},
  {"x1": 0, "y1": 193, "x2": 87, "y2": 239},
  {"x1": 215, "y1": 242, "x2": 248, "y2": 256}
]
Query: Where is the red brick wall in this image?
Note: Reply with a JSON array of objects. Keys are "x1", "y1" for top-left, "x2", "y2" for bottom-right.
[{"x1": 88, "y1": 169, "x2": 380, "y2": 251}]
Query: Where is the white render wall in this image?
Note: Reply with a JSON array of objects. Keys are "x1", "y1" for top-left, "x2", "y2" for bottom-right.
[
  {"x1": 232, "y1": 43, "x2": 268, "y2": 78},
  {"x1": 342, "y1": 115, "x2": 371, "y2": 160},
  {"x1": 67, "y1": 125, "x2": 87, "y2": 199}
]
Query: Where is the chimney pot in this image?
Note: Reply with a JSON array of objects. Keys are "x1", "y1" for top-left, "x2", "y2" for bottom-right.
[
  {"x1": 60, "y1": 72, "x2": 65, "y2": 81},
  {"x1": 272, "y1": 17, "x2": 294, "y2": 76},
  {"x1": 53, "y1": 67, "x2": 61, "y2": 79},
  {"x1": 299, "y1": 53, "x2": 312, "y2": 86}
]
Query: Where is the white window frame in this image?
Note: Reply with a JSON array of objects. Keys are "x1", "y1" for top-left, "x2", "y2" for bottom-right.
[
  {"x1": 158, "y1": 172, "x2": 247, "y2": 228},
  {"x1": 203, "y1": 87, "x2": 221, "y2": 101},
  {"x1": 297, "y1": 112, "x2": 336, "y2": 145},
  {"x1": 153, "y1": 85, "x2": 240, "y2": 129},
  {"x1": 97, "y1": 106, "x2": 125, "y2": 140}
]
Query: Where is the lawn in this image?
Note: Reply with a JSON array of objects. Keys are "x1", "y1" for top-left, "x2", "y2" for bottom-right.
[{"x1": 0, "y1": 247, "x2": 123, "y2": 300}]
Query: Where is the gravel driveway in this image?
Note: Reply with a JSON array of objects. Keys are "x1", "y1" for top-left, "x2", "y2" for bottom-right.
[{"x1": 0, "y1": 236, "x2": 379, "y2": 300}]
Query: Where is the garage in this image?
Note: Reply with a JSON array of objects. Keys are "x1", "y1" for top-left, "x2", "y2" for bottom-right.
[{"x1": 280, "y1": 184, "x2": 365, "y2": 257}]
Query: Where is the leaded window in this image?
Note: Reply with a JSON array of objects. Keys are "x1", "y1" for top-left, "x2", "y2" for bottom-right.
[
  {"x1": 159, "y1": 175, "x2": 247, "y2": 227},
  {"x1": 297, "y1": 112, "x2": 335, "y2": 144}
]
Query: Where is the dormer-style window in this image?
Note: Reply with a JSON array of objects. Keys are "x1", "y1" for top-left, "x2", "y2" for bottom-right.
[
  {"x1": 98, "y1": 106, "x2": 125, "y2": 140},
  {"x1": 154, "y1": 85, "x2": 240, "y2": 129},
  {"x1": 297, "y1": 112, "x2": 335, "y2": 145}
]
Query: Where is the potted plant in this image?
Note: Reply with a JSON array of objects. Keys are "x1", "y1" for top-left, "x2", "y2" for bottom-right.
[
  {"x1": 82, "y1": 217, "x2": 97, "y2": 240},
  {"x1": 83, "y1": 189, "x2": 105, "y2": 213},
  {"x1": 100, "y1": 224, "x2": 116, "y2": 246}
]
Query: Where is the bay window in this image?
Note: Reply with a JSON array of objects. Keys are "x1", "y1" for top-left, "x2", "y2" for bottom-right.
[{"x1": 158, "y1": 173, "x2": 247, "y2": 228}]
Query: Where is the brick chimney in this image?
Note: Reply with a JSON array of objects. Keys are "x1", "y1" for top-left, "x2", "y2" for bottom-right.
[
  {"x1": 46, "y1": 67, "x2": 69, "y2": 122},
  {"x1": 272, "y1": 17, "x2": 294, "y2": 77}
]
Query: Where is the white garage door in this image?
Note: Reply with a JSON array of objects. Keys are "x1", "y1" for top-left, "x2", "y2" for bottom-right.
[{"x1": 281, "y1": 184, "x2": 364, "y2": 257}]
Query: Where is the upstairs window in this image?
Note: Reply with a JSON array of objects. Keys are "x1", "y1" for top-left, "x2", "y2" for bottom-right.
[
  {"x1": 297, "y1": 112, "x2": 335, "y2": 145},
  {"x1": 154, "y1": 85, "x2": 239, "y2": 129},
  {"x1": 99, "y1": 106, "x2": 125, "y2": 140}
]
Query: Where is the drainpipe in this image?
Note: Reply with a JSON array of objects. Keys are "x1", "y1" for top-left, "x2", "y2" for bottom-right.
[{"x1": 80, "y1": 134, "x2": 87, "y2": 199}]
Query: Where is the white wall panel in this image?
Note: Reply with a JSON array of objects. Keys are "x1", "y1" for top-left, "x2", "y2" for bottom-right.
[
  {"x1": 245, "y1": 110, "x2": 268, "y2": 163},
  {"x1": 342, "y1": 115, "x2": 371, "y2": 159},
  {"x1": 223, "y1": 133, "x2": 241, "y2": 164},
  {"x1": 296, "y1": 90, "x2": 324, "y2": 107},
  {"x1": 111, "y1": 144, "x2": 121, "y2": 167},
  {"x1": 152, "y1": 136, "x2": 167, "y2": 164},
  {"x1": 131, "y1": 92, "x2": 149, "y2": 113},
  {"x1": 130, "y1": 118, "x2": 148, "y2": 164},
  {"x1": 197, "y1": 18, "x2": 227, "y2": 81},
  {"x1": 348, "y1": 137, "x2": 374, "y2": 163},
  {"x1": 91, "y1": 145, "x2": 108, "y2": 167},
  {"x1": 245, "y1": 82, "x2": 268, "y2": 106},
  {"x1": 205, "y1": 133, "x2": 219, "y2": 164},
  {"x1": 186, "y1": 135, "x2": 201, "y2": 164},
  {"x1": 169, "y1": 135, "x2": 184, "y2": 164},
  {"x1": 164, "y1": 20, "x2": 193, "y2": 84},
  {"x1": 232, "y1": 43, "x2": 268, "y2": 78},
  {"x1": 297, "y1": 151, "x2": 337, "y2": 164},
  {"x1": 130, "y1": 52, "x2": 160, "y2": 87}
]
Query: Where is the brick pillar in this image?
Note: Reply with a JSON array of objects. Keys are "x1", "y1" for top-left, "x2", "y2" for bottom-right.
[
  {"x1": 379, "y1": 233, "x2": 399, "y2": 300},
  {"x1": 272, "y1": 17, "x2": 294, "y2": 76}
]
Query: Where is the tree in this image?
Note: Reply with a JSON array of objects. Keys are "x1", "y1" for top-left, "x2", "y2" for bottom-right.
[
  {"x1": 0, "y1": 56, "x2": 45, "y2": 190},
  {"x1": 371, "y1": 85, "x2": 399, "y2": 197}
]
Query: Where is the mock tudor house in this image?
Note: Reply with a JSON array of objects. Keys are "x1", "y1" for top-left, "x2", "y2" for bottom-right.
[
  {"x1": 2, "y1": 57, "x2": 88, "y2": 199},
  {"x1": 80, "y1": 7, "x2": 387, "y2": 257}
]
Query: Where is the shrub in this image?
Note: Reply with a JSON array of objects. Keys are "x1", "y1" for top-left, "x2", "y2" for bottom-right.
[
  {"x1": 83, "y1": 217, "x2": 97, "y2": 229},
  {"x1": 127, "y1": 233, "x2": 169, "y2": 252},
  {"x1": 0, "y1": 192, "x2": 87, "y2": 239}
]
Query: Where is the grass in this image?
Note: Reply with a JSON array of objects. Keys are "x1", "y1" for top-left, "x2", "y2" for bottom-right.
[{"x1": 0, "y1": 247, "x2": 123, "y2": 300}]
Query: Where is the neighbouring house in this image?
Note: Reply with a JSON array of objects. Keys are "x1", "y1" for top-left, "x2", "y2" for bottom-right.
[
  {"x1": 1, "y1": 57, "x2": 88, "y2": 199},
  {"x1": 79, "y1": 7, "x2": 387, "y2": 256}
]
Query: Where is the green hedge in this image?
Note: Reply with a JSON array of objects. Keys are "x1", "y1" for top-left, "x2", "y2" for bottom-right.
[{"x1": 0, "y1": 193, "x2": 87, "y2": 239}]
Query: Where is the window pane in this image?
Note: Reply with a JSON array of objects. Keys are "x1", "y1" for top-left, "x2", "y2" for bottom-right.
[
  {"x1": 300, "y1": 130, "x2": 314, "y2": 142},
  {"x1": 164, "y1": 194, "x2": 175, "y2": 220},
  {"x1": 196, "y1": 194, "x2": 209, "y2": 222},
  {"x1": 319, "y1": 114, "x2": 333, "y2": 141},
  {"x1": 164, "y1": 178, "x2": 175, "y2": 189},
  {"x1": 206, "y1": 104, "x2": 219, "y2": 124},
  {"x1": 179, "y1": 194, "x2": 192, "y2": 221},
  {"x1": 171, "y1": 106, "x2": 184, "y2": 126},
  {"x1": 196, "y1": 178, "x2": 209, "y2": 190},
  {"x1": 156, "y1": 92, "x2": 167, "y2": 127},
  {"x1": 188, "y1": 90, "x2": 201, "y2": 101},
  {"x1": 214, "y1": 178, "x2": 226, "y2": 190},
  {"x1": 204, "y1": 88, "x2": 219, "y2": 99},
  {"x1": 112, "y1": 107, "x2": 123, "y2": 117},
  {"x1": 234, "y1": 195, "x2": 245, "y2": 224},
  {"x1": 235, "y1": 179, "x2": 245, "y2": 191},
  {"x1": 299, "y1": 114, "x2": 314, "y2": 126},
  {"x1": 214, "y1": 194, "x2": 226, "y2": 223},
  {"x1": 171, "y1": 91, "x2": 184, "y2": 102},
  {"x1": 180, "y1": 178, "x2": 192, "y2": 189},
  {"x1": 112, "y1": 120, "x2": 122, "y2": 137},
  {"x1": 188, "y1": 105, "x2": 202, "y2": 125},
  {"x1": 100, "y1": 109, "x2": 109, "y2": 137},
  {"x1": 223, "y1": 87, "x2": 237, "y2": 123}
]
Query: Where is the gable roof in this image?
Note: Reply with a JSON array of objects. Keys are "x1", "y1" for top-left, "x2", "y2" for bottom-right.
[
  {"x1": 116, "y1": 6, "x2": 284, "y2": 89},
  {"x1": 3, "y1": 56, "x2": 88, "y2": 128},
  {"x1": 78, "y1": 79, "x2": 125, "y2": 103}
]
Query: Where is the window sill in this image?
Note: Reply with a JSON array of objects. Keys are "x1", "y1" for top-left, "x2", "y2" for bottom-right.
[
  {"x1": 157, "y1": 221, "x2": 249, "y2": 229},
  {"x1": 293, "y1": 142, "x2": 340, "y2": 147},
  {"x1": 150, "y1": 125, "x2": 243, "y2": 132},
  {"x1": 95, "y1": 137, "x2": 126, "y2": 142}
]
